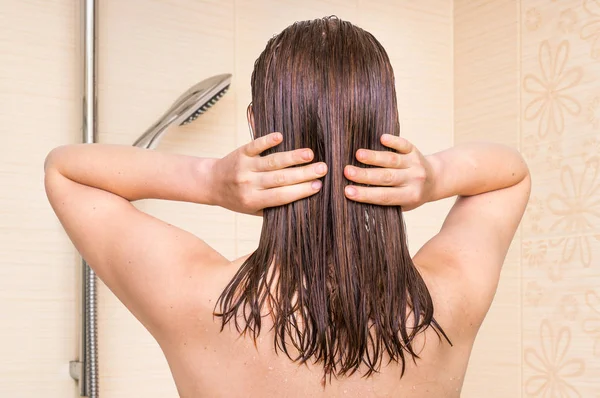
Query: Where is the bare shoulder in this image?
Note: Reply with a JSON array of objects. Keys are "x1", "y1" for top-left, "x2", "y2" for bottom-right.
[
  {"x1": 414, "y1": 173, "x2": 531, "y2": 331},
  {"x1": 179, "y1": 254, "x2": 250, "y2": 320}
]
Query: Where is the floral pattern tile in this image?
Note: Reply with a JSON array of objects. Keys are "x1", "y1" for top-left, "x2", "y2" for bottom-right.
[{"x1": 521, "y1": 0, "x2": 600, "y2": 396}]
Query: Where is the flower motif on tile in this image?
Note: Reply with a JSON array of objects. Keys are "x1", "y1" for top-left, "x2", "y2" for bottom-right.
[
  {"x1": 559, "y1": 8, "x2": 578, "y2": 34},
  {"x1": 546, "y1": 141, "x2": 565, "y2": 170},
  {"x1": 526, "y1": 8, "x2": 543, "y2": 31},
  {"x1": 547, "y1": 259, "x2": 565, "y2": 282},
  {"x1": 524, "y1": 197, "x2": 545, "y2": 233},
  {"x1": 559, "y1": 295, "x2": 579, "y2": 321},
  {"x1": 583, "y1": 289, "x2": 600, "y2": 356},
  {"x1": 581, "y1": 0, "x2": 600, "y2": 59},
  {"x1": 523, "y1": 240, "x2": 548, "y2": 267},
  {"x1": 525, "y1": 281, "x2": 545, "y2": 307},
  {"x1": 582, "y1": 135, "x2": 600, "y2": 161},
  {"x1": 547, "y1": 157, "x2": 600, "y2": 268},
  {"x1": 523, "y1": 40, "x2": 582, "y2": 138},
  {"x1": 525, "y1": 320, "x2": 585, "y2": 397},
  {"x1": 523, "y1": 134, "x2": 540, "y2": 160},
  {"x1": 587, "y1": 96, "x2": 600, "y2": 129}
]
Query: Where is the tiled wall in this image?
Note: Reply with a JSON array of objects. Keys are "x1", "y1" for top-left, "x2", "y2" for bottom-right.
[
  {"x1": 521, "y1": 0, "x2": 600, "y2": 396},
  {"x1": 456, "y1": 0, "x2": 600, "y2": 396},
  {"x1": 0, "y1": 1, "x2": 79, "y2": 396},
  {"x1": 454, "y1": 1, "x2": 522, "y2": 396},
  {"x1": 0, "y1": 1, "x2": 453, "y2": 396}
]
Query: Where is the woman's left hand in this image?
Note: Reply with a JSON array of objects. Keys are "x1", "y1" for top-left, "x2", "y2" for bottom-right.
[
  {"x1": 343, "y1": 134, "x2": 433, "y2": 211},
  {"x1": 210, "y1": 132, "x2": 327, "y2": 215}
]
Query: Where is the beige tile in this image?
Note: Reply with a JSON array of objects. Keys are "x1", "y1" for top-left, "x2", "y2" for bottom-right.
[
  {"x1": 0, "y1": 1, "x2": 79, "y2": 395},
  {"x1": 520, "y1": 0, "x2": 600, "y2": 395},
  {"x1": 454, "y1": 1, "x2": 522, "y2": 396},
  {"x1": 454, "y1": 0, "x2": 520, "y2": 146}
]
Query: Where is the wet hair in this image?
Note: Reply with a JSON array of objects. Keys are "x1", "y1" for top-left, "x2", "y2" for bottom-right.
[{"x1": 215, "y1": 16, "x2": 450, "y2": 381}]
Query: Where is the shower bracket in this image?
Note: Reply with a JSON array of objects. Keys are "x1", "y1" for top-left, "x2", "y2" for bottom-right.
[{"x1": 69, "y1": 360, "x2": 83, "y2": 381}]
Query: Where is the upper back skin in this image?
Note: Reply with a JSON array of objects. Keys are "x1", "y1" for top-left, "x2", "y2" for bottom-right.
[{"x1": 158, "y1": 251, "x2": 482, "y2": 398}]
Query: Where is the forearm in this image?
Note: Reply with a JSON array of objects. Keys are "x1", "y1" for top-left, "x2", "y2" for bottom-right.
[
  {"x1": 426, "y1": 143, "x2": 529, "y2": 201},
  {"x1": 44, "y1": 144, "x2": 217, "y2": 204}
]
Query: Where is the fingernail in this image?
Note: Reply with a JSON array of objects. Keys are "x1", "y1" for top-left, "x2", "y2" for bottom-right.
[
  {"x1": 303, "y1": 150, "x2": 313, "y2": 160},
  {"x1": 345, "y1": 186, "x2": 357, "y2": 197},
  {"x1": 273, "y1": 133, "x2": 282, "y2": 142},
  {"x1": 312, "y1": 180, "x2": 322, "y2": 190},
  {"x1": 316, "y1": 163, "x2": 326, "y2": 174},
  {"x1": 346, "y1": 167, "x2": 356, "y2": 177},
  {"x1": 356, "y1": 150, "x2": 365, "y2": 160}
]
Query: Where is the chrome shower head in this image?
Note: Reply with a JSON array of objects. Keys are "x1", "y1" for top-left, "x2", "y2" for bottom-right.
[{"x1": 133, "y1": 73, "x2": 232, "y2": 149}]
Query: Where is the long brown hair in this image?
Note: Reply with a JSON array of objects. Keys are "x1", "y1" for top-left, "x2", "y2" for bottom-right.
[{"x1": 215, "y1": 16, "x2": 450, "y2": 380}]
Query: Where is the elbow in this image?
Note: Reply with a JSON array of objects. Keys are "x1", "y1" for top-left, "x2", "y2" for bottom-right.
[
  {"x1": 516, "y1": 149, "x2": 531, "y2": 184},
  {"x1": 44, "y1": 147, "x2": 58, "y2": 173},
  {"x1": 44, "y1": 146, "x2": 67, "y2": 173},
  {"x1": 44, "y1": 149, "x2": 62, "y2": 194}
]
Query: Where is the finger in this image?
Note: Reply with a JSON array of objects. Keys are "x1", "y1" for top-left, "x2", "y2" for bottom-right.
[
  {"x1": 243, "y1": 132, "x2": 283, "y2": 156},
  {"x1": 261, "y1": 162, "x2": 327, "y2": 189},
  {"x1": 344, "y1": 185, "x2": 402, "y2": 206},
  {"x1": 260, "y1": 180, "x2": 323, "y2": 207},
  {"x1": 381, "y1": 134, "x2": 413, "y2": 154},
  {"x1": 255, "y1": 148, "x2": 314, "y2": 171},
  {"x1": 355, "y1": 149, "x2": 405, "y2": 168},
  {"x1": 344, "y1": 165, "x2": 404, "y2": 186}
]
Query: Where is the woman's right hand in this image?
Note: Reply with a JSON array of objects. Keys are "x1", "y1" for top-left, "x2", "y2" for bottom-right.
[
  {"x1": 211, "y1": 132, "x2": 327, "y2": 216},
  {"x1": 343, "y1": 134, "x2": 434, "y2": 211}
]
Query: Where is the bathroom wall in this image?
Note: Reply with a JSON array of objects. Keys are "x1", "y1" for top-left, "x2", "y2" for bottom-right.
[
  {"x1": 0, "y1": 0, "x2": 79, "y2": 396},
  {"x1": 455, "y1": 0, "x2": 600, "y2": 396},
  {"x1": 454, "y1": 1, "x2": 522, "y2": 396},
  {"x1": 7, "y1": 1, "x2": 599, "y2": 397},
  {"x1": 0, "y1": 0, "x2": 453, "y2": 396}
]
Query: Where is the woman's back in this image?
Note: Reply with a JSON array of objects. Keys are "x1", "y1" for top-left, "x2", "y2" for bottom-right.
[{"x1": 158, "y1": 254, "x2": 476, "y2": 398}]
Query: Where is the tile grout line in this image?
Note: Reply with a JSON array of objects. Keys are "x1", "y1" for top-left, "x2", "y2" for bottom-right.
[
  {"x1": 451, "y1": 0, "x2": 455, "y2": 150},
  {"x1": 233, "y1": 0, "x2": 239, "y2": 260},
  {"x1": 517, "y1": 0, "x2": 523, "y2": 396}
]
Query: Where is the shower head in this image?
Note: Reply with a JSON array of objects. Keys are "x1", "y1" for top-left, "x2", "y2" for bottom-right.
[{"x1": 133, "y1": 73, "x2": 232, "y2": 149}]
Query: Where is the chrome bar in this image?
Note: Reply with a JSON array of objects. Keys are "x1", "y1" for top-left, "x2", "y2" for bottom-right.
[{"x1": 70, "y1": 0, "x2": 99, "y2": 396}]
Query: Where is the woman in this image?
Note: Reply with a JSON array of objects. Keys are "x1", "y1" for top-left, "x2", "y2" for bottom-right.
[{"x1": 45, "y1": 17, "x2": 530, "y2": 398}]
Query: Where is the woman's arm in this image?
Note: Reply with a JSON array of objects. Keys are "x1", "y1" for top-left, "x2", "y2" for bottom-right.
[
  {"x1": 44, "y1": 133, "x2": 327, "y2": 338},
  {"x1": 426, "y1": 142, "x2": 529, "y2": 202},
  {"x1": 44, "y1": 132, "x2": 327, "y2": 212},
  {"x1": 44, "y1": 143, "x2": 216, "y2": 203},
  {"x1": 343, "y1": 134, "x2": 528, "y2": 209}
]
